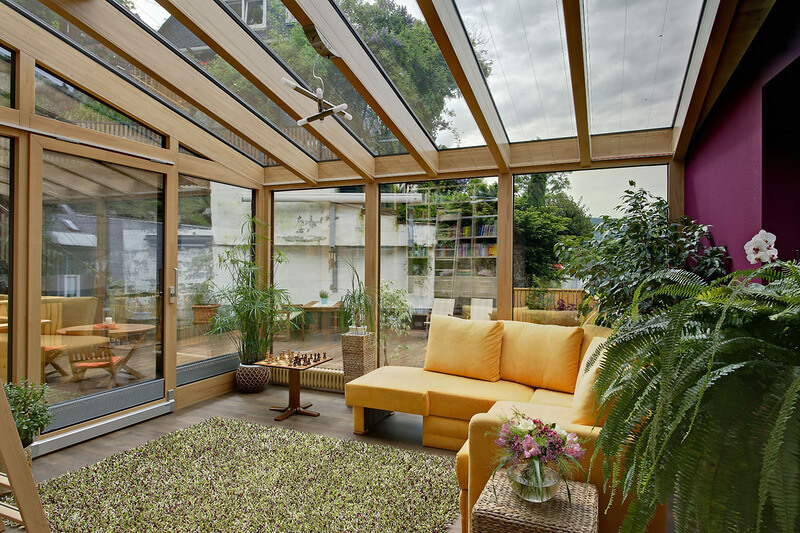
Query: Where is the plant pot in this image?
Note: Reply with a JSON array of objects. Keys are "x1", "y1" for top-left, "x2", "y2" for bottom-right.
[
  {"x1": 348, "y1": 325, "x2": 367, "y2": 335},
  {"x1": 191, "y1": 304, "x2": 220, "y2": 325},
  {"x1": 235, "y1": 363, "x2": 270, "y2": 393},
  {"x1": 341, "y1": 332, "x2": 376, "y2": 384},
  {"x1": 506, "y1": 463, "x2": 562, "y2": 503},
  {"x1": 320, "y1": 297, "x2": 329, "y2": 304}
]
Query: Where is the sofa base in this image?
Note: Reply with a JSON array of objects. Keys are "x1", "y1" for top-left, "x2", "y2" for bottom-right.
[{"x1": 352, "y1": 405, "x2": 393, "y2": 434}]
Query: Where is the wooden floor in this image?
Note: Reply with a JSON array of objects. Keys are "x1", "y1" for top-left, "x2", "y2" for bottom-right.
[{"x1": 18, "y1": 386, "x2": 463, "y2": 533}]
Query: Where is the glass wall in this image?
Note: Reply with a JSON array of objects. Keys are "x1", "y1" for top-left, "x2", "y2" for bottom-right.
[
  {"x1": 273, "y1": 188, "x2": 366, "y2": 371},
  {"x1": 512, "y1": 167, "x2": 667, "y2": 324},
  {"x1": 176, "y1": 175, "x2": 252, "y2": 376},
  {"x1": 0, "y1": 137, "x2": 11, "y2": 383},
  {"x1": 41, "y1": 150, "x2": 163, "y2": 404},
  {"x1": 0, "y1": 45, "x2": 11, "y2": 107},
  {"x1": 34, "y1": 66, "x2": 165, "y2": 147},
  {"x1": 379, "y1": 179, "x2": 498, "y2": 368}
]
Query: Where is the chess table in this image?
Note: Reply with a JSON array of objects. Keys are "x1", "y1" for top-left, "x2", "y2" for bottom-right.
[{"x1": 257, "y1": 352, "x2": 333, "y2": 421}]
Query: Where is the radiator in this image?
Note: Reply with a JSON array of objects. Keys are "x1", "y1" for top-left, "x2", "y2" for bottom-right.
[{"x1": 269, "y1": 367, "x2": 345, "y2": 392}]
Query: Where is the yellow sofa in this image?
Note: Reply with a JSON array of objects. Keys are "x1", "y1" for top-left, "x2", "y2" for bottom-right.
[{"x1": 345, "y1": 316, "x2": 666, "y2": 532}]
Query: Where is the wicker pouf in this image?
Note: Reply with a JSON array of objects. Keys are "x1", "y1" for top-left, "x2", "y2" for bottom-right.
[
  {"x1": 341, "y1": 332, "x2": 376, "y2": 383},
  {"x1": 472, "y1": 474, "x2": 598, "y2": 533}
]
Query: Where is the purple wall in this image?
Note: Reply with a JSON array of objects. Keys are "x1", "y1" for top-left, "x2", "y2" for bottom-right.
[{"x1": 685, "y1": 0, "x2": 800, "y2": 270}]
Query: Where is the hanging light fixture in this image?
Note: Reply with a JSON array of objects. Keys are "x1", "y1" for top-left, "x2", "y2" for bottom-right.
[{"x1": 282, "y1": 24, "x2": 352, "y2": 127}]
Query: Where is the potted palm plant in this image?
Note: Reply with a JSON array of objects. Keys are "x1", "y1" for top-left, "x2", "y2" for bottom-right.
[
  {"x1": 190, "y1": 278, "x2": 219, "y2": 325},
  {"x1": 338, "y1": 262, "x2": 375, "y2": 383},
  {"x1": 210, "y1": 218, "x2": 295, "y2": 393}
]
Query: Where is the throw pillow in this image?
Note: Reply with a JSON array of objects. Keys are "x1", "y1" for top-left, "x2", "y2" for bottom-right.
[{"x1": 424, "y1": 315, "x2": 504, "y2": 381}]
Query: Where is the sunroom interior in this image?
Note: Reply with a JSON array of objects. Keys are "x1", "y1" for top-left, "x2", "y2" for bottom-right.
[{"x1": 0, "y1": 0, "x2": 797, "y2": 531}]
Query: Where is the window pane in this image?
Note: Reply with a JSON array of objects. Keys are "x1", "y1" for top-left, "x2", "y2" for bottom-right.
[
  {"x1": 35, "y1": 67, "x2": 165, "y2": 147},
  {"x1": 41, "y1": 151, "x2": 164, "y2": 404},
  {"x1": 0, "y1": 46, "x2": 11, "y2": 107},
  {"x1": 512, "y1": 167, "x2": 667, "y2": 323},
  {"x1": 273, "y1": 187, "x2": 367, "y2": 372},
  {"x1": 0, "y1": 137, "x2": 10, "y2": 383},
  {"x1": 177, "y1": 175, "x2": 252, "y2": 377},
  {"x1": 379, "y1": 179, "x2": 498, "y2": 368}
]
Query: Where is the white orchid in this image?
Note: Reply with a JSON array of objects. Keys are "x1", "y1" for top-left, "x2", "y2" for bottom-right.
[{"x1": 744, "y1": 230, "x2": 778, "y2": 264}]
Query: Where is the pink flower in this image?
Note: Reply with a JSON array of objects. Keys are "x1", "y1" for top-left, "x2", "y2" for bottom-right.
[
  {"x1": 563, "y1": 432, "x2": 585, "y2": 459},
  {"x1": 521, "y1": 435, "x2": 540, "y2": 459},
  {"x1": 494, "y1": 437, "x2": 508, "y2": 447}
]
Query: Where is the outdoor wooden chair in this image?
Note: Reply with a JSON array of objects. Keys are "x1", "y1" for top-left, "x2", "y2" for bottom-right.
[
  {"x1": 67, "y1": 342, "x2": 124, "y2": 389},
  {"x1": 468, "y1": 298, "x2": 494, "y2": 321},
  {"x1": 424, "y1": 298, "x2": 455, "y2": 338}
]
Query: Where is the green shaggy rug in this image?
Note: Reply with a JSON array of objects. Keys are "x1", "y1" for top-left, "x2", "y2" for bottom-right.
[{"x1": 29, "y1": 418, "x2": 459, "y2": 532}]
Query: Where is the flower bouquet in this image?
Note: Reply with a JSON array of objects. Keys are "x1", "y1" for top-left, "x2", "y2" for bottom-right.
[{"x1": 491, "y1": 411, "x2": 585, "y2": 502}]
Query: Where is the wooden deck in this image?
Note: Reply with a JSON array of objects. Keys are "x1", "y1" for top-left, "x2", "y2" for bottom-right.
[{"x1": 12, "y1": 387, "x2": 463, "y2": 532}]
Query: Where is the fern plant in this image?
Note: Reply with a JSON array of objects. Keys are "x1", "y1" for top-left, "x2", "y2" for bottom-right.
[{"x1": 592, "y1": 262, "x2": 800, "y2": 532}]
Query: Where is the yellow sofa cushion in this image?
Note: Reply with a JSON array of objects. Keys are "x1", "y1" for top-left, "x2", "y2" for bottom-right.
[
  {"x1": 424, "y1": 315, "x2": 504, "y2": 381},
  {"x1": 571, "y1": 335, "x2": 609, "y2": 425},
  {"x1": 530, "y1": 388, "x2": 574, "y2": 408},
  {"x1": 426, "y1": 376, "x2": 533, "y2": 420},
  {"x1": 499, "y1": 321, "x2": 584, "y2": 393},
  {"x1": 345, "y1": 366, "x2": 433, "y2": 414}
]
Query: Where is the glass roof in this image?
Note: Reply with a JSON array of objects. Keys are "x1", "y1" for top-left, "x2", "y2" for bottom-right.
[
  {"x1": 9, "y1": 0, "x2": 273, "y2": 166},
  {"x1": 453, "y1": 0, "x2": 577, "y2": 142},
  {"x1": 116, "y1": 0, "x2": 334, "y2": 162},
  {"x1": 218, "y1": 0, "x2": 407, "y2": 156},
  {"x1": 583, "y1": 0, "x2": 704, "y2": 134},
  {"x1": 337, "y1": 0, "x2": 484, "y2": 149}
]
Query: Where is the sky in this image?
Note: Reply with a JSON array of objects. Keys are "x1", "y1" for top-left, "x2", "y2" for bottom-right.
[{"x1": 565, "y1": 165, "x2": 667, "y2": 217}]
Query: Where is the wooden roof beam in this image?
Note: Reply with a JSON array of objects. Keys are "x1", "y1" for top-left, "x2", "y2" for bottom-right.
[
  {"x1": 562, "y1": 0, "x2": 592, "y2": 167},
  {"x1": 156, "y1": 0, "x2": 375, "y2": 183},
  {"x1": 38, "y1": 0, "x2": 318, "y2": 185},
  {"x1": 0, "y1": 3, "x2": 263, "y2": 187},
  {"x1": 282, "y1": 0, "x2": 439, "y2": 178},
  {"x1": 671, "y1": 0, "x2": 738, "y2": 161},
  {"x1": 417, "y1": 0, "x2": 510, "y2": 173}
]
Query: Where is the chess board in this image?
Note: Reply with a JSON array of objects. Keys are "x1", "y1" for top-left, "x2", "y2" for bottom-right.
[{"x1": 257, "y1": 350, "x2": 333, "y2": 370}]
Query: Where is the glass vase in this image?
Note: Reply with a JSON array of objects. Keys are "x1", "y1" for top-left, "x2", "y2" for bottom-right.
[{"x1": 506, "y1": 463, "x2": 562, "y2": 502}]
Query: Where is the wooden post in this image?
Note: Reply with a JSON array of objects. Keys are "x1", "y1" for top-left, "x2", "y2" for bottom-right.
[
  {"x1": 162, "y1": 137, "x2": 178, "y2": 393},
  {"x1": 364, "y1": 182, "x2": 379, "y2": 366},
  {"x1": 668, "y1": 160, "x2": 685, "y2": 221},
  {"x1": 496, "y1": 173, "x2": 513, "y2": 321}
]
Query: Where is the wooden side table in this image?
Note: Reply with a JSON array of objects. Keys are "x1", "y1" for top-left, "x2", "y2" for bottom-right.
[
  {"x1": 257, "y1": 355, "x2": 332, "y2": 421},
  {"x1": 472, "y1": 473, "x2": 598, "y2": 533}
]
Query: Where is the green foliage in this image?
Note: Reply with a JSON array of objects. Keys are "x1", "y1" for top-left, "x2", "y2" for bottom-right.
[
  {"x1": 319, "y1": 289, "x2": 329, "y2": 300},
  {"x1": 556, "y1": 182, "x2": 728, "y2": 326},
  {"x1": 4, "y1": 379, "x2": 52, "y2": 447},
  {"x1": 190, "y1": 278, "x2": 216, "y2": 306},
  {"x1": 514, "y1": 173, "x2": 592, "y2": 285},
  {"x1": 593, "y1": 262, "x2": 800, "y2": 532},
  {"x1": 209, "y1": 218, "x2": 295, "y2": 365},
  {"x1": 338, "y1": 261, "x2": 375, "y2": 333},
  {"x1": 379, "y1": 280, "x2": 413, "y2": 365}
]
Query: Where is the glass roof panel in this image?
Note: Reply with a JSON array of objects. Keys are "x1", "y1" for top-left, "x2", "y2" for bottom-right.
[
  {"x1": 9, "y1": 0, "x2": 273, "y2": 165},
  {"x1": 220, "y1": 0, "x2": 406, "y2": 156},
  {"x1": 115, "y1": 0, "x2": 332, "y2": 162},
  {"x1": 583, "y1": 0, "x2": 704, "y2": 134},
  {"x1": 453, "y1": 0, "x2": 577, "y2": 142},
  {"x1": 0, "y1": 45, "x2": 11, "y2": 107},
  {"x1": 336, "y1": 0, "x2": 484, "y2": 149}
]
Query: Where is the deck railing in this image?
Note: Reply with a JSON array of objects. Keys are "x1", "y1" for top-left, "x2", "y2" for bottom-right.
[{"x1": 512, "y1": 287, "x2": 586, "y2": 311}]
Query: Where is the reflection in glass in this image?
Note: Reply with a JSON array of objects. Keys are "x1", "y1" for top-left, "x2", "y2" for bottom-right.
[
  {"x1": 0, "y1": 46, "x2": 11, "y2": 107},
  {"x1": 379, "y1": 179, "x2": 498, "y2": 368},
  {"x1": 177, "y1": 176, "x2": 252, "y2": 367},
  {"x1": 273, "y1": 188, "x2": 367, "y2": 371},
  {"x1": 41, "y1": 151, "x2": 163, "y2": 404},
  {"x1": 11, "y1": 0, "x2": 271, "y2": 165},
  {"x1": 0, "y1": 138, "x2": 10, "y2": 383},
  {"x1": 454, "y1": 0, "x2": 576, "y2": 142},
  {"x1": 583, "y1": 0, "x2": 704, "y2": 134},
  {"x1": 35, "y1": 67, "x2": 165, "y2": 147}
]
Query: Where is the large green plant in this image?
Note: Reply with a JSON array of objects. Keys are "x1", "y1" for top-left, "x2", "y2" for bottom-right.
[
  {"x1": 210, "y1": 219, "x2": 294, "y2": 365},
  {"x1": 556, "y1": 182, "x2": 728, "y2": 326},
  {"x1": 4, "y1": 379, "x2": 52, "y2": 447},
  {"x1": 379, "y1": 280, "x2": 413, "y2": 365},
  {"x1": 592, "y1": 262, "x2": 800, "y2": 532}
]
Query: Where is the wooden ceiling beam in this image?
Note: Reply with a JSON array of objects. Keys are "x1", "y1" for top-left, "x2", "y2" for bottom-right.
[
  {"x1": 417, "y1": 0, "x2": 510, "y2": 173},
  {"x1": 281, "y1": 0, "x2": 439, "y2": 177},
  {"x1": 672, "y1": 0, "x2": 738, "y2": 161},
  {"x1": 156, "y1": 0, "x2": 375, "y2": 183},
  {"x1": 38, "y1": 0, "x2": 318, "y2": 185},
  {"x1": 0, "y1": 3, "x2": 263, "y2": 187},
  {"x1": 562, "y1": 0, "x2": 592, "y2": 166}
]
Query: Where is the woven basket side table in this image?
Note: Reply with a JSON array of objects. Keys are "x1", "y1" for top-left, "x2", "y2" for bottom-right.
[{"x1": 472, "y1": 474, "x2": 598, "y2": 533}]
